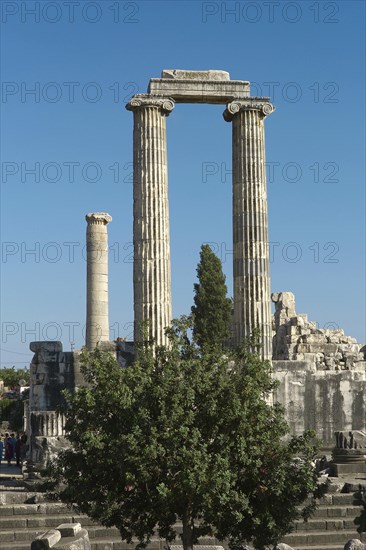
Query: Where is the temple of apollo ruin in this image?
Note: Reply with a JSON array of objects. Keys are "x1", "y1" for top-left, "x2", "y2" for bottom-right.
[{"x1": 25, "y1": 70, "x2": 366, "y2": 466}]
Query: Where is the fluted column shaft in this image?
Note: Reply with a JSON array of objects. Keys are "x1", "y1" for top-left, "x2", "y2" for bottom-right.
[
  {"x1": 224, "y1": 100, "x2": 274, "y2": 359},
  {"x1": 127, "y1": 96, "x2": 174, "y2": 346},
  {"x1": 85, "y1": 212, "x2": 112, "y2": 350}
]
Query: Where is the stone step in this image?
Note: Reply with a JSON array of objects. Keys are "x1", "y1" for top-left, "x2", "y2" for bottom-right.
[
  {"x1": 0, "y1": 514, "x2": 74, "y2": 529},
  {"x1": 329, "y1": 493, "x2": 363, "y2": 505},
  {"x1": 89, "y1": 542, "x2": 161, "y2": 550},
  {"x1": 312, "y1": 505, "x2": 362, "y2": 518},
  {"x1": 1, "y1": 487, "x2": 364, "y2": 550},
  {"x1": 0, "y1": 512, "x2": 101, "y2": 528},
  {"x1": 304, "y1": 493, "x2": 361, "y2": 506},
  {"x1": 294, "y1": 517, "x2": 360, "y2": 531},
  {"x1": 0, "y1": 491, "x2": 44, "y2": 505},
  {"x1": 282, "y1": 530, "x2": 366, "y2": 546},
  {"x1": 0, "y1": 524, "x2": 121, "y2": 542},
  {"x1": 288, "y1": 546, "x2": 359, "y2": 550},
  {"x1": 2, "y1": 542, "x2": 360, "y2": 550},
  {"x1": 0, "y1": 502, "x2": 72, "y2": 515},
  {"x1": 4, "y1": 541, "x2": 129, "y2": 550}
]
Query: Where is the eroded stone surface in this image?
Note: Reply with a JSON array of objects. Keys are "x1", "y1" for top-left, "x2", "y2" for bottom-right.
[
  {"x1": 148, "y1": 70, "x2": 250, "y2": 103},
  {"x1": 31, "y1": 524, "x2": 91, "y2": 550},
  {"x1": 272, "y1": 293, "x2": 366, "y2": 443},
  {"x1": 161, "y1": 69, "x2": 230, "y2": 80},
  {"x1": 31, "y1": 529, "x2": 61, "y2": 549},
  {"x1": 30, "y1": 341, "x2": 63, "y2": 353},
  {"x1": 57, "y1": 523, "x2": 82, "y2": 537},
  {"x1": 344, "y1": 540, "x2": 365, "y2": 550}
]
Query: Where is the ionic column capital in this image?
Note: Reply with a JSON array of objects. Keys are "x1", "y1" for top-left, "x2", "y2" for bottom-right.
[
  {"x1": 223, "y1": 98, "x2": 275, "y2": 122},
  {"x1": 126, "y1": 94, "x2": 175, "y2": 116},
  {"x1": 85, "y1": 212, "x2": 112, "y2": 226}
]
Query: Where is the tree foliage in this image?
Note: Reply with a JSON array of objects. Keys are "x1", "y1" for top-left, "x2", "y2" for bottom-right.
[
  {"x1": 191, "y1": 244, "x2": 232, "y2": 350},
  {"x1": 0, "y1": 399, "x2": 25, "y2": 431},
  {"x1": 49, "y1": 319, "x2": 320, "y2": 550},
  {"x1": 0, "y1": 366, "x2": 30, "y2": 389}
]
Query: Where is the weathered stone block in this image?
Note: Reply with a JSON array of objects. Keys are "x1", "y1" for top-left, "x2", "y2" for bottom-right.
[
  {"x1": 30, "y1": 341, "x2": 63, "y2": 353},
  {"x1": 31, "y1": 526, "x2": 91, "y2": 550},
  {"x1": 31, "y1": 529, "x2": 61, "y2": 549},
  {"x1": 148, "y1": 72, "x2": 250, "y2": 103},
  {"x1": 57, "y1": 522, "x2": 82, "y2": 537},
  {"x1": 334, "y1": 463, "x2": 366, "y2": 475},
  {"x1": 297, "y1": 343, "x2": 339, "y2": 354},
  {"x1": 344, "y1": 540, "x2": 365, "y2": 550},
  {"x1": 354, "y1": 361, "x2": 366, "y2": 371},
  {"x1": 161, "y1": 69, "x2": 230, "y2": 80}
]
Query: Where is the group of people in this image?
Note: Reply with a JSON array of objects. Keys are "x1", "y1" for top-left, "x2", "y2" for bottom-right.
[{"x1": 0, "y1": 432, "x2": 28, "y2": 468}]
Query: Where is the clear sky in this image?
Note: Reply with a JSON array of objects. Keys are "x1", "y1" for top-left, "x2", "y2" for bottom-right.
[{"x1": 1, "y1": 0, "x2": 365, "y2": 367}]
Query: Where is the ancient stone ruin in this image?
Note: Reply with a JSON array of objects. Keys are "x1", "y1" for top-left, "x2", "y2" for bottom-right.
[
  {"x1": 272, "y1": 292, "x2": 365, "y2": 369},
  {"x1": 272, "y1": 291, "x2": 366, "y2": 444},
  {"x1": 24, "y1": 70, "x2": 365, "y2": 467},
  {"x1": 85, "y1": 212, "x2": 112, "y2": 351},
  {"x1": 126, "y1": 69, "x2": 273, "y2": 358}
]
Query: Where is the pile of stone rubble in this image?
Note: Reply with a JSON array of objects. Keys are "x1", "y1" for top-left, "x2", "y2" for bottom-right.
[{"x1": 272, "y1": 292, "x2": 366, "y2": 370}]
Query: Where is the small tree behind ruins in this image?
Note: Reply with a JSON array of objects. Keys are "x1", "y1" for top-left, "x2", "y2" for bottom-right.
[{"x1": 49, "y1": 248, "x2": 321, "y2": 550}]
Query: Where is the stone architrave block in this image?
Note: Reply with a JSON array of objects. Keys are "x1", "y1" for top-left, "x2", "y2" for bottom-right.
[{"x1": 148, "y1": 78, "x2": 250, "y2": 103}]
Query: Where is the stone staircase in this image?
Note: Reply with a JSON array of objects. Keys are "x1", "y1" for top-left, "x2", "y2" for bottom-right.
[
  {"x1": 281, "y1": 491, "x2": 366, "y2": 549},
  {"x1": 0, "y1": 482, "x2": 365, "y2": 550},
  {"x1": 0, "y1": 484, "x2": 126, "y2": 550}
]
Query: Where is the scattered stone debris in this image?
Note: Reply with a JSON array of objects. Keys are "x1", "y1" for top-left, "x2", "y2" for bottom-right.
[
  {"x1": 344, "y1": 540, "x2": 365, "y2": 550},
  {"x1": 272, "y1": 292, "x2": 366, "y2": 370}
]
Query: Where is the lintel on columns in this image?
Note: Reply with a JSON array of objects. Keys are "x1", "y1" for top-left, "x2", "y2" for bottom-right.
[{"x1": 143, "y1": 69, "x2": 249, "y2": 104}]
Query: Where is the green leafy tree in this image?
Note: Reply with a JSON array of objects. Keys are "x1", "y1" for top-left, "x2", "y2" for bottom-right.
[
  {"x1": 0, "y1": 366, "x2": 30, "y2": 389},
  {"x1": 191, "y1": 244, "x2": 232, "y2": 350},
  {"x1": 49, "y1": 319, "x2": 320, "y2": 550},
  {"x1": 0, "y1": 399, "x2": 25, "y2": 431}
]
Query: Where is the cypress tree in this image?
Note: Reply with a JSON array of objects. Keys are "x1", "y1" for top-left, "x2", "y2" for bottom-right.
[{"x1": 191, "y1": 244, "x2": 232, "y2": 349}]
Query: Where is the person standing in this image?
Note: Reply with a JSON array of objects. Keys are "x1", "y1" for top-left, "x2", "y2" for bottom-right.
[
  {"x1": 10, "y1": 433, "x2": 16, "y2": 456},
  {"x1": 5, "y1": 436, "x2": 14, "y2": 465},
  {"x1": 0, "y1": 438, "x2": 3, "y2": 466},
  {"x1": 15, "y1": 435, "x2": 21, "y2": 468}
]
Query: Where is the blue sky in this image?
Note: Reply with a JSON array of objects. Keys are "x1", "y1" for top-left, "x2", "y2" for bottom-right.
[{"x1": 1, "y1": 0, "x2": 365, "y2": 366}]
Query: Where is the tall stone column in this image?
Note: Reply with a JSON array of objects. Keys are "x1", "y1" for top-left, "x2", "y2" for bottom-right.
[
  {"x1": 224, "y1": 100, "x2": 274, "y2": 359},
  {"x1": 126, "y1": 95, "x2": 174, "y2": 346},
  {"x1": 85, "y1": 212, "x2": 112, "y2": 350}
]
